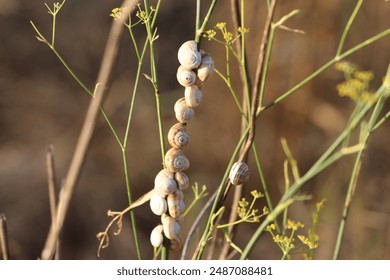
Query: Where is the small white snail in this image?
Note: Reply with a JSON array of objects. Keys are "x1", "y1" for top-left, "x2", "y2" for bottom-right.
[
  {"x1": 174, "y1": 97, "x2": 195, "y2": 124},
  {"x1": 197, "y1": 51, "x2": 214, "y2": 83},
  {"x1": 162, "y1": 215, "x2": 181, "y2": 240},
  {"x1": 154, "y1": 169, "x2": 178, "y2": 196},
  {"x1": 168, "y1": 123, "x2": 190, "y2": 149},
  {"x1": 178, "y1": 40, "x2": 202, "y2": 70},
  {"x1": 150, "y1": 192, "x2": 168, "y2": 216},
  {"x1": 164, "y1": 148, "x2": 190, "y2": 173},
  {"x1": 229, "y1": 161, "x2": 250, "y2": 185},
  {"x1": 167, "y1": 190, "x2": 185, "y2": 220},
  {"x1": 184, "y1": 85, "x2": 202, "y2": 107},
  {"x1": 174, "y1": 171, "x2": 189, "y2": 191},
  {"x1": 150, "y1": 224, "x2": 164, "y2": 247},
  {"x1": 177, "y1": 65, "x2": 197, "y2": 87}
]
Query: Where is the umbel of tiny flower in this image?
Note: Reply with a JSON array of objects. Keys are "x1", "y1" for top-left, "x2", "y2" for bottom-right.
[
  {"x1": 203, "y1": 21, "x2": 249, "y2": 45},
  {"x1": 335, "y1": 61, "x2": 377, "y2": 104}
]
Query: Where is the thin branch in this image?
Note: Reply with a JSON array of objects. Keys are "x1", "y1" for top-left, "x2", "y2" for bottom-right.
[
  {"x1": 40, "y1": 0, "x2": 141, "y2": 260},
  {"x1": 0, "y1": 213, "x2": 11, "y2": 260}
]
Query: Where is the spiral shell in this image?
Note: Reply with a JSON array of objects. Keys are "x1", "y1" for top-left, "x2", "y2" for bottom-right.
[
  {"x1": 154, "y1": 169, "x2": 178, "y2": 196},
  {"x1": 169, "y1": 235, "x2": 183, "y2": 251},
  {"x1": 150, "y1": 224, "x2": 164, "y2": 247},
  {"x1": 174, "y1": 97, "x2": 195, "y2": 124},
  {"x1": 178, "y1": 41, "x2": 202, "y2": 70},
  {"x1": 164, "y1": 148, "x2": 190, "y2": 172},
  {"x1": 167, "y1": 190, "x2": 185, "y2": 220},
  {"x1": 184, "y1": 85, "x2": 202, "y2": 107},
  {"x1": 150, "y1": 192, "x2": 168, "y2": 216},
  {"x1": 229, "y1": 162, "x2": 250, "y2": 185},
  {"x1": 174, "y1": 171, "x2": 189, "y2": 191},
  {"x1": 162, "y1": 215, "x2": 181, "y2": 240},
  {"x1": 168, "y1": 123, "x2": 190, "y2": 149},
  {"x1": 177, "y1": 65, "x2": 197, "y2": 87},
  {"x1": 197, "y1": 52, "x2": 214, "y2": 82}
]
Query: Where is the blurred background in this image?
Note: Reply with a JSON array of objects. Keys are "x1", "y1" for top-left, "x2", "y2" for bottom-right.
[{"x1": 0, "y1": 0, "x2": 389, "y2": 260}]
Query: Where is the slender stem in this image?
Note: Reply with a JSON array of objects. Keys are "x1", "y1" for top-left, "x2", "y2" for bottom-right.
[
  {"x1": 0, "y1": 213, "x2": 11, "y2": 260},
  {"x1": 196, "y1": 0, "x2": 201, "y2": 35},
  {"x1": 336, "y1": 0, "x2": 364, "y2": 56},
  {"x1": 259, "y1": 27, "x2": 390, "y2": 114},
  {"x1": 195, "y1": 0, "x2": 219, "y2": 44}
]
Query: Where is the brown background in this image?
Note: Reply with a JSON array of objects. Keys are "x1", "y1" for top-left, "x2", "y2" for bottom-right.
[{"x1": 0, "y1": 0, "x2": 389, "y2": 259}]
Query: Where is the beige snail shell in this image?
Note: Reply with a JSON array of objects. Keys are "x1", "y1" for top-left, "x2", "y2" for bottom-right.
[
  {"x1": 161, "y1": 215, "x2": 181, "y2": 240},
  {"x1": 174, "y1": 171, "x2": 189, "y2": 191},
  {"x1": 168, "y1": 123, "x2": 190, "y2": 149},
  {"x1": 197, "y1": 52, "x2": 214, "y2": 83},
  {"x1": 184, "y1": 85, "x2": 202, "y2": 107},
  {"x1": 174, "y1": 97, "x2": 195, "y2": 124},
  {"x1": 154, "y1": 169, "x2": 178, "y2": 196},
  {"x1": 167, "y1": 190, "x2": 185, "y2": 220},
  {"x1": 178, "y1": 41, "x2": 202, "y2": 70},
  {"x1": 177, "y1": 65, "x2": 197, "y2": 87},
  {"x1": 150, "y1": 191, "x2": 168, "y2": 216},
  {"x1": 150, "y1": 224, "x2": 164, "y2": 247},
  {"x1": 169, "y1": 235, "x2": 183, "y2": 251},
  {"x1": 164, "y1": 148, "x2": 190, "y2": 173},
  {"x1": 229, "y1": 161, "x2": 250, "y2": 185}
]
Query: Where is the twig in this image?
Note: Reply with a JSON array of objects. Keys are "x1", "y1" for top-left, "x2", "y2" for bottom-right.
[
  {"x1": 0, "y1": 213, "x2": 11, "y2": 260},
  {"x1": 46, "y1": 145, "x2": 57, "y2": 225},
  {"x1": 40, "y1": 0, "x2": 140, "y2": 260}
]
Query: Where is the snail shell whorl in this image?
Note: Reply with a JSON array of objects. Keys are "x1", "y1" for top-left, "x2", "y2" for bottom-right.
[
  {"x1": 154, "y1": 169, "x2": 178, "y2": 196},
  {"x1": 184, "y1": 85, "x2": 202, "y2": 107},
  {"x1": 229, "y1": 161, "x2": 250, "y2": 185},
  {"x1": 174, "y1": 97, "x2": 195, "y2": 124},
  {"x1": 167, "y1": 191, "x2": 185, "y2": 220},
  {"x1": 197, "y1": 52, "x2": 214, "y2": 82},
  {"x1": 150, "y1": 192, "x2": 168, "y2": 216},
  {"x1": 177, "y1": 65, "x2": 197, "y2": 87},
  {"x1": 168, "y1": 123, "x2": 190, "y2": 149},
  {"x1": 174, "y1": 171, "x2": 189, "y2": 191},
  {"x1": 164, "y1": 148, "x2": 190, "y2": 172},
  {"x1": 178, "y1": 41, "x2": 202, "y2": 70},
  {"x1": 162, "y1": 215, "x2": 181, "y2": 240},
  {"x1": 150, "y1": 224, "x2": 164, "y2": 247}
]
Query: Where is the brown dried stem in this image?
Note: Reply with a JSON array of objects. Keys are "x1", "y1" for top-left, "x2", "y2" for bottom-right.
[
  {"x1": 40, "y1": 0, "x2": 140, "y2": 260},
  {"x1": 0, "y1": 213, "x2": 11, "y2": 260}
]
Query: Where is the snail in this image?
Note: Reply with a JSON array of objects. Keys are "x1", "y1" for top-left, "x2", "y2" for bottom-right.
[
  {"x1": 229, "y1": 161, "x2": 250, "y2": 185},
  {"x1": 167, "y1": 190, "x2": 185, "y2": 220},
  {"x1": 161, "y1": 214, "x2": 181, "y2": 240},
  {"x1": 154, "y1": 169, "x2": 178, "y2": 196},
  {"x1": 177, "y1": 40, "x2": 202, "y2": 70},
  {"x1": 184, "y1": 85, "x2": 202, "y2": 107},
  {"x1": 174, "y1": 97, "x2": 195, "y2": 124},
  {"x1": 174, "y1": 171, "x2": 189, "y2": 191},
  {"x1": 177, "y1": 65, "x2": 197, "y2": 87},
  {"x1": 197, "y1": 51, "x2": 214, "y2": 83},
  {"x1": 164, "y1": 147, "x2": 190, "y2": 173},
  {"x1": 169, "y1": 236, "x2": 182, "y2": 251},
  {"x1": 150, "y1": 224, "x2": 164, "y2": 248},
  {"x1": 168, "y1": 122, "x2": 190, "y2": 149},
  {"x1": 150, "y1": 191, "x2": 168, "y2": 216}
]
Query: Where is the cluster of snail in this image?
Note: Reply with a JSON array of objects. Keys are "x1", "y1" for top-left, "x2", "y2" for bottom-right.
[{"x1": 149, "y1": 40, "x2": 214, "y2": 250}]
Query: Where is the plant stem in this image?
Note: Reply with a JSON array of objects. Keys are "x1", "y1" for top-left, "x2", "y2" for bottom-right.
[{"x1": 195, "y1": 0, "x2": 219, "y2": 44}]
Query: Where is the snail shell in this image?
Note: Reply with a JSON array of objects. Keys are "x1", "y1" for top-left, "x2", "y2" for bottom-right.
[
  {"x1": 150, "y1": 192, "x2": 168, "y2": 216},
  {"x1": 161, "y1": 215, "x2": 181, "y2": 240},
  {"x1": 184, "y1": 85, "x2": 202, "y2": 107},
  {"x1": 150, "y1": 224, "x2": 164, "y2": 247},
  {"x1": 167, "y1": 190, "x2": 185, "y2": 220},
  {"x1": 169, "y1": 235, "x2": 183, "y2": 251},
  {"x1": 197, "y1": 52, "x2": 214, "y2": 83},
  {"x1": 168, "y1": 123, "x2": 190, "y2": 149},
  {"x1": 177, "y1": 65, "x2": 197, "y2": 87},
  {"x1": 229, "y1": 161, "x2": 250, "y2": 185},
  {"x1": 154, "y1": 169, "x2": 178, "y2": 196},
  {"x1": 174, "y1": 171, "x2": 189, "y2": 191},
  {"x1": 164, "y1": 148, "x2": 190, "y2": 172},
  {"x1": 174, "y1": 97, "x2": 195, "y2": 124},
  {"x1": 178, "y1": 41, "x2": 202, "y2": 70}
]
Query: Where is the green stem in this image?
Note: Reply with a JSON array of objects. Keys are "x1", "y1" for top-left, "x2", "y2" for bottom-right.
[
  {"x1": 195, "y1": 0, "x2": 219, "y2": 44},
  {"x1": 336, "y1": 0, "x2": 364, "y2": 56},
  {"x1": 258, "y1": 27, "x2": 390, "y2": 115}
]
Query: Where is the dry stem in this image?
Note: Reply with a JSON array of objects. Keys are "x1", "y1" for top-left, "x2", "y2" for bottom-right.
[{"x1": 0, "y1": 213, "x2": 11, "y2": 260}]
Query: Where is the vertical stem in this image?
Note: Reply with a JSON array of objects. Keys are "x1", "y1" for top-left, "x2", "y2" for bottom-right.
[{"x1": 0, "y1": 213, "x2": 11, "y2": 260}]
